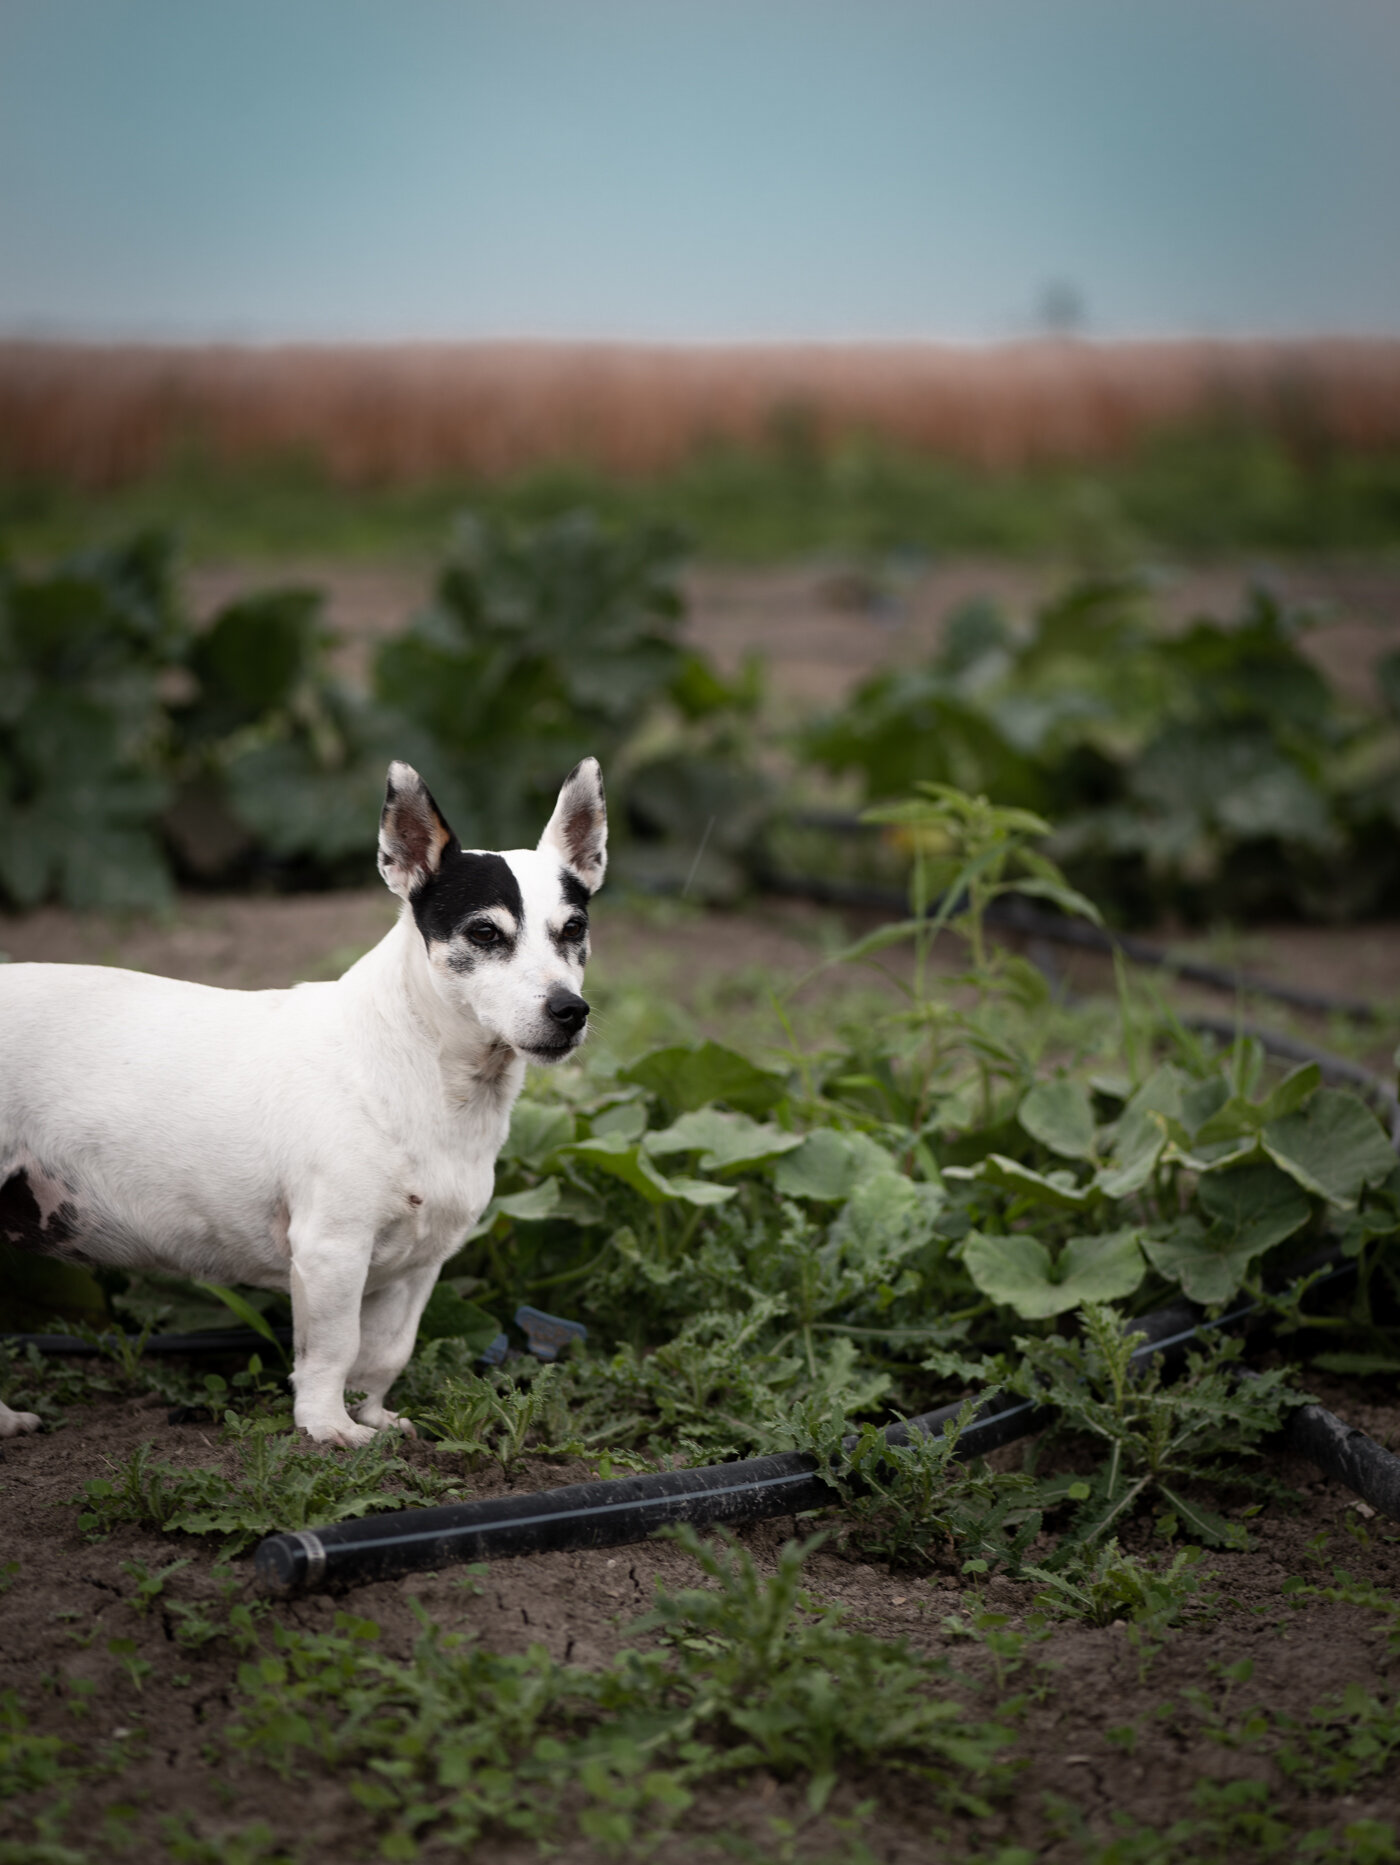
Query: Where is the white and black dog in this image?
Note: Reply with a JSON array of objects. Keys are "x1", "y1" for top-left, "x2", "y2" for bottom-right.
[{"x1": 0, "y1": 758, "x2": 605, "y2": 1445}]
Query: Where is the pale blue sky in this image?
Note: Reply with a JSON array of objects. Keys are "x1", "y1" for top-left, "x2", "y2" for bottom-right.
[{"x1": 2, "y1": 0, "x2": 1397, "y2": 341}]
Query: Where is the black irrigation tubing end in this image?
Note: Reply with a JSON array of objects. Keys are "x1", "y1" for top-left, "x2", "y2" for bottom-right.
[
  {"x1": 1282, "y1": 1402, "x2": 1400, "y2": 1524},
  {"x1": 254, "y1": 1452, "x2": 842, "y2": 1597}
]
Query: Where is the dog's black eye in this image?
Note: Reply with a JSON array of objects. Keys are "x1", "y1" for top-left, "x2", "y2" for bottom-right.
[
  {"x1": 467, "y1": 922, "x2": 502, "y2": 947},
  {"x1": 562, "y1": 916, "x2": 587, "y2": 941}
]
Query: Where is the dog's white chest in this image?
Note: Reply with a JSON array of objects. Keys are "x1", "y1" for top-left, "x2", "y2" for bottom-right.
[
  {"x1": 381, "y1": 1156, "x2": 493, "y2": 1265},
  {"x1": 365, "y1": 1086, "x2": 513, "y2": 1282}
]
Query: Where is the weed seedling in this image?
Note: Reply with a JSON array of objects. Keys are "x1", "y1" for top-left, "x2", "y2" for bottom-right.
[
  {"x1": 640, "y1": 1527, "x2": 1020, "y2": 1815},
  {"x1": 938, "y1": 1599, "x2": 1043, "y2": 1699},
  {"x1": 1023, "y1": 1538, "x2": 1216, "y2": 1679},
  {"x1": 414, "y1": 1360, "x2": 576, "y2": 1474},
  {"x1": 75, "y1": 1315, "x2": 157, "y2": 1382},
  {"x1": 160, "y1": 1813, "x2": 297, "y2": 1864},
  {"x1": 119, "y1": 1556, "x2": 191, "y2": 1614},
  {"x1": 106, "y1": 1637, "x2": 154, "y2": 1694}
]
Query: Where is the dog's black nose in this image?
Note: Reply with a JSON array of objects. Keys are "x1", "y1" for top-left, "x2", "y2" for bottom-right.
[{"x1": 546, "y1": 988, "x2": 590, "y2": 1033}]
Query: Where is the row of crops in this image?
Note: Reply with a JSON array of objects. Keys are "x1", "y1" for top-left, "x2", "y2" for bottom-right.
[{"x1": 5, "y1": 512, "x2": 1400, "y2": 920}]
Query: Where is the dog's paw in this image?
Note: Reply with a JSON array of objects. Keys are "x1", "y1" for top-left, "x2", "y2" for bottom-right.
[
  {"x1": 298, "y1": 1415, "x2": 379, "y2": 1448},
  {"x1": 352, "y1": 1404, "x2": 416, "y2": 1437},
  {"x1": 0, "y1": 1407, "x2": 42, "y2": 1439}
]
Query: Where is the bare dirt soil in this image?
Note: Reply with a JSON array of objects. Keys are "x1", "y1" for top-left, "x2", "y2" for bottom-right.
[
  {"x1": 2, "y1": 1381, "x2": 1398, "y2": 1861},
  {"x1": 185, "y1": 556, "x2": 1400, "y2": 712}
]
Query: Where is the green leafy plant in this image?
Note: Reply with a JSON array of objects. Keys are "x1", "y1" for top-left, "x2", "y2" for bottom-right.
[
  {"x1": 1087, "y1": 1669, "x2": 1400, "y2": 1864},
  {"x1": 0, "y1": 1689, "x2": 74, "y2": 1801},
  {"x1": 0, "y1": 513, "x2": 764, "y2": 906},
  {"x1": 0, "y1": 531, "x2": 180, "y2": 910},
  {"x1": 375, "y1": 507, "x2": 767, "y2": 889},
  {"x1": 75, "y1": 1430, "x2": 464, "y2": 1553},
  {"x1": 793, "y1": 1397, "x2": 1047, "y2": 1577},
  {"x1": 1012, "y1": 1304, "x2": 1305, "y2": 1548},
  {"x1": 220, "y1": 1529, "x2": 1017, "y2": 1855},
  {"x1": 803, "y1": 579, "x2": 1400, "y2": 922},
  {"x1": 1023, "y1": 1538, "x2": 1214, "y2": 1632},
  {"x1": 118, "y1": 1556, "x2": 192, "y2": 1615},
  {"x1": 395, "y1": 775, "x2": 1396, "y2": 1525},
  {"x1": 0, "y1": 1337, "x2": 119, "y2": 1421},
  {"x1": 636, "y1": 1526, "x2": 1017, "y2": 1815},
  {"x1": 158, "y1": 1816, "x2": 297, "y2": 1865},
  {"x1": 413, "y1": 1361, "x2": 578, "y2": 1474},
  {"x1": 165, "y1": 1570, "x2": 266, "y2": 1656},
  {"x1": 0, "y1": 531, "x2": 380, "y2": 907},
  {"x1": 1270, "y1": 1686, "x2": 1400, "y2": 1799}
]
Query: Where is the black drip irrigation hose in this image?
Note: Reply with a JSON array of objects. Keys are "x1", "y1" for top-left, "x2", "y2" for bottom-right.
[
  {"x1": 1281, "y1": 1402, "x2": 1400, "y2": 1523},
  {"x1": 0, "y1": 1326, "x2": 292, "y2": 1357},
  {"x1": 254, "y1": 1252, "x2": 1400, "y2": 1598},
  {"x1": 994, "y1": 894, "x2": 1383, "y2": 1025}
]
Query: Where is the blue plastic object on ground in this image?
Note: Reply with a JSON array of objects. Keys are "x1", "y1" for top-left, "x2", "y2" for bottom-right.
[{"x1": 514, "y1": 1305, "x2": 588, "y2": 1361}]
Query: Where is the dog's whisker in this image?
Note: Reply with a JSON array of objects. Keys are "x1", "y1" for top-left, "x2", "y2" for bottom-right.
[{"x1": 681, "y1": 815, "x2": 717, "y2": 899}]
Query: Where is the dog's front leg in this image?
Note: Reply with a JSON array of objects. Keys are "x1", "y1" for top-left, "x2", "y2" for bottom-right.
[
  {"x1": 347, "y1": 1263, "x2": 441, "y2": 1433},
  {"x1": 288, "y1": 1232, "x2": 379, "y2": 1446}
]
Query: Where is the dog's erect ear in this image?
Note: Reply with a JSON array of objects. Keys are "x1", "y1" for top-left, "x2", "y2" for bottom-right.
[
  {"x1": 539, "y1": 757, "x2": 607, "y2": 891},
  {"x1": 378, "y1": 761, "x2": 456, "y2": 899}
]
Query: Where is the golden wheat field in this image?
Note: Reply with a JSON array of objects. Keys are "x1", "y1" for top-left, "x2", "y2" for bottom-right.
[{"x1": 3, "y1": 338, "x2": 1400, "y2": 487}]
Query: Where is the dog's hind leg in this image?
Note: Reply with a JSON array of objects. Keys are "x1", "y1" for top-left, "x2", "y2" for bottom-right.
[
  {"x1": 0, "y1": 1401, "x2": 41, "y2": 1438},
  {"x1": 347, "y1": 1263, "x2": 440, "y2": 1434}
]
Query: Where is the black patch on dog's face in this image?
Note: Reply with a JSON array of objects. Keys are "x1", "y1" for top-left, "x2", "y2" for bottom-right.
[
  {"x1": 552, "y1": 917, "x2": 589, "y2": 959},
  {"x1": 411, "y1": 849, "x2": 525, "y2": 965},
  {"x1": 551, "y1": 869, "x2": 590, "y2": 958},
  {"x1": 560, "y1": 868, "x2": 592, "y2": 910},
  {"x1": 0, "y1": 1169, "x2": 81, "y2": 1258}
]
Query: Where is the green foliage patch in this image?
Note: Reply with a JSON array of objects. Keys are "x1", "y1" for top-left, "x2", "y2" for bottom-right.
[
  {"x1": 0, "y1": 512, "x2": 762, "y2": 910},
  {"x1": 10, "y1": 502, "x2": 1400, "y2": 924},
  {"x1": 4, "y1": 775, "x2": 1399, "y2": 1864},
  {"x1": 75, "y1": 1426, "x2": 466, "y2": 1554},
  {"x1": 17, "y1": 781, "x2": 1397, "y2": 1579},
  {"x1": 218, "y1": 1527, "x2": 1017, "y2": 1856},
  {"x1": 803, "y1": 578, "x2": 1400, "y2": 922},
  {"x1": 9, "y1": 424, "x2": 1400, "y2": 563}
]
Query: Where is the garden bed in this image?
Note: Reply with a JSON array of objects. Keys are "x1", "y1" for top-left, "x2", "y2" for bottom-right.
[
  {"x1": 2, "y1": 1375, "x2": 1398, "y2": 1862},
  {"x1": 5, "y1": 790, "x2": 1400, "y2": 1862}
]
